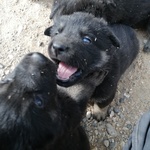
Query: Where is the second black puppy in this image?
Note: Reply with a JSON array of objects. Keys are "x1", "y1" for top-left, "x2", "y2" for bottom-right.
[
  {"x1": 44, "y1": 12, "x2": 139, "y2": 121},
  {"x1": 0, "y1": 52, "x2": 100, "y2": 150},
  {"x1": 50, "y1": 0, "x2": 150, "y2": 52}
]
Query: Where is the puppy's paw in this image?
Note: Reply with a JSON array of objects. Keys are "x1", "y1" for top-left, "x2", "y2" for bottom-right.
[
  {"x1": 143, "y1": 39, "x2": 150, "y2": 52},
  {"x1": 92, "y1": 103, "x2": 109, "y2": 121}
]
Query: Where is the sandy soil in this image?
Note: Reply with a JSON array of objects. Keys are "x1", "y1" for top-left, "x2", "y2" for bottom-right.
[{"x1": 0, "y1": 0, "x2": 150, "y2": 149}]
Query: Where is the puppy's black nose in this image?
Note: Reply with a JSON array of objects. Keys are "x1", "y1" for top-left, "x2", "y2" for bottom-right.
[{"x1": 52, "y1": 42, "x2": 68, "y2": 56}]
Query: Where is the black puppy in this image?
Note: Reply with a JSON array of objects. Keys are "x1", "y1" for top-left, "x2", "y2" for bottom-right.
[
  {"x1": 0, "y1": 52, "x2": 103, "y2": 150},
  {"x1": 44, "y1": 12, "x2": 139, "y2": 120},
  {"x1": 50, "y1": 0, "x2": 150, "y2": 52}
]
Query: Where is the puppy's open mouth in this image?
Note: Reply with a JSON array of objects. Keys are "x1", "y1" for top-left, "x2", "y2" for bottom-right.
[{"x1": 56, "y1": 62, "x2": 83, "y2": 87}]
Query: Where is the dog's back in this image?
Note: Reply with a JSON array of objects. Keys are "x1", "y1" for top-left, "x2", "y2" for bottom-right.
[
  {"x1": 103, "y1": 0, "x2": 150, "y2": 27},
  {"x1": 50, "y1": 0, "x2": 150, "y2": 26}
]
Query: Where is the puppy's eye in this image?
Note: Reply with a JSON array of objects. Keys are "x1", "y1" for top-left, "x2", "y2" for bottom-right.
[
  {"x1": 55, "y1": 28, "x2": 63, "y2": 35},
  {"x1": 55, "y1": 31, "x2": 59, "y2": 35},
  {"x1": 33, "y1": 95, "x2": 44, "y2": 108},
  {"x1": 82, "y1": 36, "x2": 92, "y2": 44}
]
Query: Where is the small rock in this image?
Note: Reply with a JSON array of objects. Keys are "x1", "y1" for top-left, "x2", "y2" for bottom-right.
[
  {"x1": 124, "y1": 93, "x2": 130, "y2": 98},
  {"x1": 126, "y1": 121, "x2": 131, "y2": 124},
  {"x1": 121, "y1": 141, "x2": 126, "y2": 148},
  {"x1": 143, "y1": 39, "x2": 148, "y2": 44},
  {"x1": 110, "y1": 111, "x2": 115, "y2": 118},
  {"x1": 116, "y1": 123, "x2": 120, "y2": 127},
  {"x1": 86, "y1": 111, "x2": 91, "y2": 119},
  {"x1": 106, "y1": 123, "x2": 118, "y2": 137},
  {"x1": 118, "y1": 113, "x2": 124, "y2": 119},
  {"x1": 5, "y1": 70, "x2": 10, "y2": 75},
  {"x1": 119, "y1": 97, "x2": 126, "y2": 103},
  {"x1": 38, "y1": 42, "x2": 44, "y2": 47},
  {"x1": 92, "y1": 120, "x2": 98, "y2": 127},
  {"x1": 94, "y1": 130, "x2": 99, "y2": 136},
  {"x1": 109, "y1": 141, "x2": 116, "y2": 149},
  {"x1": 82, "y1": 118, "x2": 86, "y2": 122},
  {"x1": 0, "y1": 63, "x2": 4, "y2": 69},
  {"x1": 98, "y1": 124, "x2": 105, "y2": 131},
  {"x1": 113, "y1": 107, "x2": 120, "y2": 113},
  {"x1": 104, "y1": 140, "x2": 109, "y2": 147},
  {"x1": 123, "y1": 127, "x2": 128, "y2": 131},
  {"x1": 126, "y1": 124, "x2": 132, "y2": 130}
]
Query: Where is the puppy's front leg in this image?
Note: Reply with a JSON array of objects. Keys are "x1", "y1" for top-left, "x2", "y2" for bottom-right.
[{"x1": 91, "y1": 73, "x2": 118, "y2": 121}]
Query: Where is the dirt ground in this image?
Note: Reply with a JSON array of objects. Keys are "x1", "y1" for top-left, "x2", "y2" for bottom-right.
[{"x1": 0, "y1": 0, "x2": 150, "y2": 149}]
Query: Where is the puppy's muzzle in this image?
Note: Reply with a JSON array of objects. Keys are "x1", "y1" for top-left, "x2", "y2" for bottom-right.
[{"x1": 51, "y1": 42, "x2": 69, "y2": 57}]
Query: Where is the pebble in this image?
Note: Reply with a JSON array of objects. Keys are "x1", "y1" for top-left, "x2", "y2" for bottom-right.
[
  {"x1": 143, "y1": 39, "x2": 147, "y2": 44},
  {"x1": 104, "y1": 140, "x2": 109, "y2": 147},
  {"x1": 114, "y1": 107, "x2": 120, "y2": 113},
  {"x1": 116, "y1": 123, "x2": 120, "y2": 127},
  {"x1": 94, "y1": 130, "x2": 99, "y2": 136},
  {"x1": 109, "y1": 140, "x2": 116, "y2": 149},
  {"x1": 126, "y1": 121, "x2": 131, "y2": 124},
  {"x1": 82, "y1": 118, "x2": 86, "y2": 123},
  {"x1": 124, "y1": 93, "x2": 130, "y2": 98},
  {"x1": 110, "y1": 111, "x2": 115, "y2": 118},
  {"x1": 0, "y1": 63, "x2": 4, "y2": 69},
  {"x1": 123, "y1": 127, "x2": 128, "y2": 131},
  {"x1": 38, "y1": 42, "x2": 44, "y2": 47},
  {"x1": 5, "y1": 70, "x2": 10, "y2": 75},
  {"x1": 126, "y1": 124, "x2": 132, "y2": 130},
  {"x1": 119, "y1": 113, "x2": 125, "y2": 119},
  {"x1": 98, "y1": 124, "x2": 105, "y2": 131},
  {"x1": 86, "y1": 111, "x2": 92, "y2": 119},
  {"x1": 106, "y1": 123, "x2": 118, "y2": 137},
  {"x1": 119, "y1": 97, "x2": 126, "y2": 103},
  {"x1": 92, "y1": 120, "x2": 98, "y2": 127}
]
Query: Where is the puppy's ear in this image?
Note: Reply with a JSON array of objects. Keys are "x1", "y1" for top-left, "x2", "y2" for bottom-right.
[
  {"x1": 108, "y1": 32, "x2": 120, "y2": 48},
  {"x1": 0, "y1": 78, "x2": 14, "y2": 94},
  {"x1": 98, "y1": 18, "x2": 120, "y2": 48},
  {"x1": 50, "y1": 5, "x2": 61, "y2": 19},
  {"x1": 44, "y1": 26, "x2": 52, "y2": 37}
]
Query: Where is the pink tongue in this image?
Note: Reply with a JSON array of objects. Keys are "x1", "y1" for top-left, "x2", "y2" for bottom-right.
[{"x1": 57, "y1": 62, "x2": 78, "y2": 80}]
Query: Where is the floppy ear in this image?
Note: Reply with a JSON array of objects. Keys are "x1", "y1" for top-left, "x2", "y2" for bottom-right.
[
  {"x1": 108, "y1": 32, "x2": 120, "y2": 48},
  {"x1": 97, "y1": 18, "x2": 120, "y2": 48},
  {"x1": 44, "y1": 26, "x2": 53, "y2": 37},
  {"x1": 0, "y1": 78, "x2": 14, "y2": 94},
  {"x1": 50, "y1": 4, "x2": 62, "y2": 19}
]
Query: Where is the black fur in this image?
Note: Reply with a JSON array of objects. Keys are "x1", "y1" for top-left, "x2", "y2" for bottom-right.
[
  {"x1": 50, "y1": 0, "x2": 150, "y2": 52},
  {"x1": 44, "y1": 12, "x2": 139, "y2": 120},
  {"x1": 0, "y1": 52, "x2": 93, "y2": 150}
]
